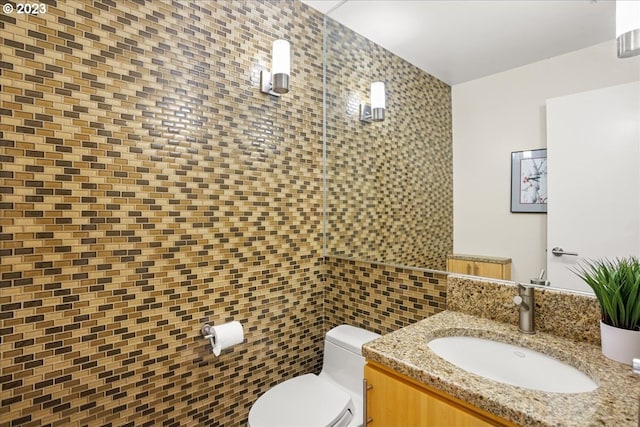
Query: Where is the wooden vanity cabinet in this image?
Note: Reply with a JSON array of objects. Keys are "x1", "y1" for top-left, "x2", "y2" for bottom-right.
[
  {"x1": 446, "y1": 254, "x2": 512, "y2": 280},
  {"x1": 364, "y1": 362, "x2": 515, "y2": 427}
]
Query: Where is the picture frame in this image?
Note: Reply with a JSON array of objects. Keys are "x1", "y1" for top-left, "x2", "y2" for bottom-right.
[{"x1": 511, "y1": 149, "x2": 547, "y2": 213}]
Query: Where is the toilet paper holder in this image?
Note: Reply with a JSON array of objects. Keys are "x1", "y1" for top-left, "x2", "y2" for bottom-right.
[
  {"x1": 201, "y1": 324, "x2": 214, "y2": 340},
  {"x1": 201, "y1": 323, "x2": 219, "y2": 355},
  {"x1": 201, "y1": 321, "x2": 244, "y2": 356}
]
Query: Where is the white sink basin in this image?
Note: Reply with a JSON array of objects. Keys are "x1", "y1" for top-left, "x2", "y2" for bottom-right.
[{"x1": 427, "y1": 336, "x2": 597, "y2": 394}]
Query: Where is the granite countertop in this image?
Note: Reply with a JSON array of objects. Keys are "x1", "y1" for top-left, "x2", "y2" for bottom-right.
[{"x1": 362, "y1": 311, "x2": 640, "y2": 427}]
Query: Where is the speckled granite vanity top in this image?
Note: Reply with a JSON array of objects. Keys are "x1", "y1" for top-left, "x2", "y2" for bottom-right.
[{"x1": 362, "y1": 310, "x2": 640, "y2": 426}]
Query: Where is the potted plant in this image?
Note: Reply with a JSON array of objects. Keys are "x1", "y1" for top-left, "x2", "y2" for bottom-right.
[{"x1": 573, "y1": 257, "x2": 640, "y2": 365}]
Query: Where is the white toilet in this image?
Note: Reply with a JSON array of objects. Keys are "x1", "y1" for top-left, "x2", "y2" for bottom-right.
[{"x1": 248, "y1": 325, "x2": 381, "y2": 427}]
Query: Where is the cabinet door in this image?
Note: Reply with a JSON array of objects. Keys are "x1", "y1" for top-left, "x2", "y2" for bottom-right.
[
  {"x1": 474, "y1": 261, "x2": 506, "y2": 280},
  {"x1": 446, "y1": 259, "x2": 474, "y2": 275},
  {"x1": 364, "y1": 364, "x2": 496, "y2": 427}
]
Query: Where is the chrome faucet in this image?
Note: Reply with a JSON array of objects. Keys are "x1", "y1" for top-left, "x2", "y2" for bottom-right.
[{"x1": 513, "y1": 284, "x2": 535, "y2": 334}]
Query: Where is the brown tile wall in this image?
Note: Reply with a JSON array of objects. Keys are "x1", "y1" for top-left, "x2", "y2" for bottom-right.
[
  {"x1": 1, "y1": 1, "x2": 456, "y2": 426},
  {"x1": 324, "y1": 257, "x2": 448, "y2": 335},
  {"x1": 324, "y1": 17, "x2": 453, "y2": 271},
  {"x1": 0, "y1": 1, "x2": 324, "y2": 426}
]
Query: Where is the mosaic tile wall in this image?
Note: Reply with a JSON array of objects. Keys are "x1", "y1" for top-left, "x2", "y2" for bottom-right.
[
  {"x1": 324, "y1": 17, "x2": 453, "y2": 271},
  {"x1": 0, "y1": 1, "x2": 324, "y2": 426},
  {"x1": 324, "y1": 257, "x2": 448, "y2": 335}
]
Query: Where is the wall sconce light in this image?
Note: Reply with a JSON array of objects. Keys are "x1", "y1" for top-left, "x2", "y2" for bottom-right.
[
  {"x1": 616, "y1": 0, "x2": 640, "y2": 58},
  {"x1": 260, "y1": 39, "x2": 290, "y2": 96},
  {"x1": 360, "y1": 81, "x2": 386, "y2": 123}
]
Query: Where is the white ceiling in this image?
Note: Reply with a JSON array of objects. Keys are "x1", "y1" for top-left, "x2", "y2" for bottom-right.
[{"x1": 302, "y1": 0, "x2": 616, "y2": 85}]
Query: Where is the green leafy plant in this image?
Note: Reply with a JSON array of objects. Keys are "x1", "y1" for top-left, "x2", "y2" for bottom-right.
[{"x1": 572, "y1": 257, "x2": 640, "y2": 331}]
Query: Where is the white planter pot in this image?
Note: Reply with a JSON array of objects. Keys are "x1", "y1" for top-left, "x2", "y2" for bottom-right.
[{"x1": 600, "y1": 321, "x2": 640, "y2": 365}]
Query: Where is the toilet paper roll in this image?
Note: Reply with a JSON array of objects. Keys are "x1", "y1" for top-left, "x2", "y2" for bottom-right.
[{"x1": 210, "y1": 321, "x2": 244, "y2": 356}]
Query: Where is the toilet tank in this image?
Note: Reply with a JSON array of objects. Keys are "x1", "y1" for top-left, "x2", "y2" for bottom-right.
[{"x1": 320, "y1": 325, "x2": 381, "y2": 396}]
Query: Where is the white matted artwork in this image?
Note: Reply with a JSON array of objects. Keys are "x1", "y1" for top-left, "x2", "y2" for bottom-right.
[{"x1": 511, "y1": 149, "x2": 547, "y2": 213}]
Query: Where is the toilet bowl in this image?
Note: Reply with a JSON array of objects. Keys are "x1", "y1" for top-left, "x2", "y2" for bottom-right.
[{"x1": 248, "y1": 325, "x2": 381, "y2": 427}]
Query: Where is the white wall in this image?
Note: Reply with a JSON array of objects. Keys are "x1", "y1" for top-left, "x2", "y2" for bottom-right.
[{"x1": 452, "y1": 40, "x2": 640, "y2": 283}]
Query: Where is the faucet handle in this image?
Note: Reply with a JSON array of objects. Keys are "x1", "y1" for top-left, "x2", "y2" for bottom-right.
[
  {"x1": 513, "y1": 295, "x2": 530, "y2": 311},
  {"x1": 513, "y1": 295, "x2": 530, "y2": 308}
]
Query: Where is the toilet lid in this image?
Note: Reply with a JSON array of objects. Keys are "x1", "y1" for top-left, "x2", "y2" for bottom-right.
[{"x1": 248, "y1": 374, "x2": 353, "y2": 427}]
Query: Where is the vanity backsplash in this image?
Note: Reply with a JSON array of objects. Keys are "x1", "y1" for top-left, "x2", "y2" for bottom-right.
[{"x1": 447, "y1": 276, "x2": 601, "y2": 345}]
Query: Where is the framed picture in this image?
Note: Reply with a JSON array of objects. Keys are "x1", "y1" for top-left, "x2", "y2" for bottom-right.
[{"x1": 511, "y1": 149, "x2": 547, "y2": 213}]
